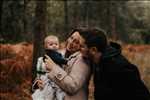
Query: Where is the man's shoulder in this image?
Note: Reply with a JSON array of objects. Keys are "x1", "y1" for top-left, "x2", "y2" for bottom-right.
[
  {"x1": 109, "y1": 54, "x2": 129, "y2": 65},
  {"x1": 102, "y1": 55, "x2": 132, "y2": 70}
]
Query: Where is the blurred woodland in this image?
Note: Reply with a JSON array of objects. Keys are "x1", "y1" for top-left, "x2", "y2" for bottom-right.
[
  {"x1": 0, "y1": 0, "x2": 150, "y2": 100},
  {"x1": 0, "y1": 0, "x2": 150, "y2": 43}
]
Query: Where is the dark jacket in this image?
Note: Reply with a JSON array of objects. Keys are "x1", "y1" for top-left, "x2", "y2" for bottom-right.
[
  {"x1": 94, "y1": 42, "x2": 150, "y2": 100},
  {"x1": 43, "y1": 49, "x2": 67, "y2": 66}
]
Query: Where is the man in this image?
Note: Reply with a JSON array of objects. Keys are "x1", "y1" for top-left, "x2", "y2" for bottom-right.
[{"x1": 80, "y1": 28, "x2": 150, "y2": 100}]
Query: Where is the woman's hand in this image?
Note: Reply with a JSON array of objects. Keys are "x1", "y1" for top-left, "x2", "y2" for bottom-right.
[{"x1": 44, "y1": 55, "x2": 57, "y2": 72}]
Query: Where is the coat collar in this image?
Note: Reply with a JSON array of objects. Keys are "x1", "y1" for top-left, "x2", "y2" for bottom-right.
[
  {"x1": 68, "y1": 51, "x2": 81, "y2": 60},
  {"x1": 59, "y1": 49, "x2": 81, "y2": 59}
]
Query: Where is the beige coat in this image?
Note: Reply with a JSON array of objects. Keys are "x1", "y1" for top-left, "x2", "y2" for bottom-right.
[{"x1": 47, "y1": 51, "x2": 91, "y2": 100}]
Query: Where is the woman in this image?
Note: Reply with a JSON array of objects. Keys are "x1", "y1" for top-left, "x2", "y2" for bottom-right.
[{"x1": 45, "y1": 29, "x2": 91, "y2": 100}]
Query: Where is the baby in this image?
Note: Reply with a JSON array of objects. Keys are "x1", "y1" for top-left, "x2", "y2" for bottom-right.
[{"x1": 32, "y1": 35, "x2": 67, "y2": 100}]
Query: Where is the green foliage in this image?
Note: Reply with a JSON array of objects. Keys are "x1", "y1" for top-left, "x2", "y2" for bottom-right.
[
  {"x1": 47, "y1": 0, "x2": 65, "y2": 36},
  {"x1": 128, "y1": 29, "x2": 150, "y2": 44},
  {"x1": 1, "y1": 0, "x2": 24, "y2": 43},
  {"x1": 0, "y1": 0, "x2": 150, "y2": 44}
]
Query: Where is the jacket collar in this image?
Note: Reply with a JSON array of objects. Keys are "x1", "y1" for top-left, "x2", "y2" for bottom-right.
[
  {"x1": 68, "y1": 51, "x2": 81, "y2": 60},
  {"x1": 102, "y1": 42, "x2": 121, "y2": 60},
  {"x1": 61, "y1": 49, "x2": 81, "y2": 59}
]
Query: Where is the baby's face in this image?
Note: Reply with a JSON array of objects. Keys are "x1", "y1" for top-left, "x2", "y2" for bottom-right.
[{"x1": 45, "y1": 38, "x2": 59, "y2": 50}]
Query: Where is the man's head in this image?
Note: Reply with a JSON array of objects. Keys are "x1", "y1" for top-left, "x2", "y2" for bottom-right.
[
  {"x1": 79, "y1": 28, "x2": 108, "y2": 63},
  {"x1": 44, "y1": 35, "x2": 59, "y2": 50}
]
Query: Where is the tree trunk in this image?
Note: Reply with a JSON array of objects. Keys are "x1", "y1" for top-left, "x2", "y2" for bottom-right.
[
  {"x1": 106, "y1": 1, "x2": 111, "y2": 37},
  {"x1": 24, "y1": 0, "x2": 30, "y2": 42},
  {"x1": 73, "y1": 1, "x2": 79, "y2": 28},
  {"x1": 0, "y1": 0, "x2": 4, "y2": 36},
  {"x1": 83, "y1": 0, "x2": 89, "y2": 27},
  {"x1": 64, "y1": 0, "x2": 69, "y2": 37},
  {"x1": 32, "y1": 0, "x2": 47, "y2": 82},
  {"x1": 109, "y1": 1, "x2": 118, "y2": 40}
]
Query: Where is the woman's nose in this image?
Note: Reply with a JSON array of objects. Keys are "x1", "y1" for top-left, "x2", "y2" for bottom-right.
[
  {"x1": 69, "y1": 39, "x2": 74, "y2": 45},
  {"x1": 70, "y1": 39, "x2": 74, "y2": 43},
  {"x1": 71, "y1": 41, "x2": 76, "y2": 46}
]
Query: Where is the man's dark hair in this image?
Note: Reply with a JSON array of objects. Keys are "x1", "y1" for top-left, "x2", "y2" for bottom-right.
[{"x1": 78, "y1": 27, "x2": 108, "y2": 52}]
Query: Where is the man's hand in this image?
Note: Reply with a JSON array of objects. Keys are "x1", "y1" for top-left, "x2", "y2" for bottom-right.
[{"x1": 44, "y1": 55, "x2": 56, "y2": 72}]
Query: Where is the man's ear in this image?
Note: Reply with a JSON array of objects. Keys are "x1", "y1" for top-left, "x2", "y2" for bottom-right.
[{"x1": 89, "y1": 47, "x2": 98, "y2": 54}]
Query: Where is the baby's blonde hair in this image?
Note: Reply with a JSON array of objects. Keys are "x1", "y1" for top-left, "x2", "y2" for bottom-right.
[
  {"x1": 44, "y1": 35, "x2": 58, "y2": 42},
  {"x1": 44, "y1": 35, "x2": 59, "y2": 48}
]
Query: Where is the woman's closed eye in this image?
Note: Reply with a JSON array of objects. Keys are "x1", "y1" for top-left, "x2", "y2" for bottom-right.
[{"x1": 73, "y1": 40, "x2": 79, "y2": 44}]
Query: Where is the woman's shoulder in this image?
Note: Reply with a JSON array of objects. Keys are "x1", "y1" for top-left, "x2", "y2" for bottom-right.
[{"x1": 68, "y1": 52, "x2": 88, "y2": 66}]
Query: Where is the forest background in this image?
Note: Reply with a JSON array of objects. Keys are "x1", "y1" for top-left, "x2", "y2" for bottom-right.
[{"x1": 0, "y1": 0, "x2": 150, "y2": 100}]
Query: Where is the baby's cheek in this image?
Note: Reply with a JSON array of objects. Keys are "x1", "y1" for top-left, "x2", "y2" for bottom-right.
[{"x1": 46, "y1": 46, "x2": 53, "y2": 50}]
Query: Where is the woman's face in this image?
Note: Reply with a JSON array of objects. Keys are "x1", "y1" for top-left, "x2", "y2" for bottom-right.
[{"x1": 66, "y1": 31, "x2": 85, "y2": 54}]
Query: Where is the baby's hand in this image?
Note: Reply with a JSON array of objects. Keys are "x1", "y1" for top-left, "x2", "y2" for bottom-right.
[{"x1": 37, "y1": 79, "x2": 44, "y2": 90}]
